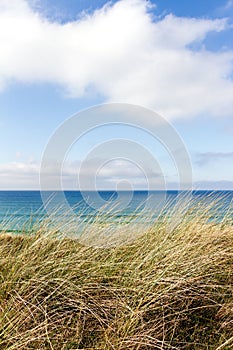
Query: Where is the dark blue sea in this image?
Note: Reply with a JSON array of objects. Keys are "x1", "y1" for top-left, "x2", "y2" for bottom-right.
[{"x1": 0, "y1": 190, "x2": 232, "y2": 233}]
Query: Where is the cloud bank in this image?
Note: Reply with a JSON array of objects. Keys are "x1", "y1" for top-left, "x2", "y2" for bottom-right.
[
  {"x1": 1, "y1": 158, "x2": 233, "y2": 190},
  {"x1": 0, "y1": 0, "x2": 233, "y2": 119},
  {"x1": 0, "y1": 159, "x2": 161, "y2": 189}
]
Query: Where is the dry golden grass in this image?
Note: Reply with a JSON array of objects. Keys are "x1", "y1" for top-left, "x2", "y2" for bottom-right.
[{"x1": 0, "y1": 198, "x2": 232, "y2": 349}]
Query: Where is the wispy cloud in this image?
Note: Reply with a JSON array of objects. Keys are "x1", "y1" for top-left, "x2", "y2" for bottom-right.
[
  {"x1": 196, "y1": 151, "x2": 233, "y2": 166},
  {"x1": 0, "y1": 0, "x2": 233, "y2": 120},
  {"x1": 224, "y1": 0, "x2": 233, "y2": 10},
  {"x1": 214, "y1": 0, "x2": 233, "y2": 17}
]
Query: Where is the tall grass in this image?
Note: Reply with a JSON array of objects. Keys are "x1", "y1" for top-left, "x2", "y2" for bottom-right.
[{"x1": 0, "y1": 197, "x2": 232, "y2": 349}]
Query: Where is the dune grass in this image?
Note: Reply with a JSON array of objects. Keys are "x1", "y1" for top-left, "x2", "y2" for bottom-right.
[{"x1": 0, "y1": 197, "x2": 232, "y2": 349}]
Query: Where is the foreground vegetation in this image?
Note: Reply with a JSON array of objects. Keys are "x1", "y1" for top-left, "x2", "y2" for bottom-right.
[{"x1": 0, "y1": 198, "x2": 232, "y2": 349}]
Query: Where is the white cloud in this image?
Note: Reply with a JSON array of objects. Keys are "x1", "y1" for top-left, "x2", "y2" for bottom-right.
[
  {"x1": 1, "y1": 158, "x2": 233, "y2": 190},
  {"x1": 0, "y1": 159, "x2": 155, "y2": 189},
  {"x1": 0, "y1": 0, "x2": 233, "y2": 119},
  {"x1": 0, "y1": 160, "x2": 40, "y2": 188}
]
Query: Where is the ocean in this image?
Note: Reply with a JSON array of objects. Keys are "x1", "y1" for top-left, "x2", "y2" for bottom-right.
[{"x1": 0, "y1": 190, "x2": 232, "y2": 233}]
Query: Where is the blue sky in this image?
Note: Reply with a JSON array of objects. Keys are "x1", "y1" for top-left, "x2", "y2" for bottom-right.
[{"x1": 0, "y1": 0, "x2": 233, "y2": 190}]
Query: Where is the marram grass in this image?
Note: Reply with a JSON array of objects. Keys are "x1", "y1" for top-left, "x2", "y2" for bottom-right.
[{"x1": 0, "y1": 198, "x2": 232, "y2": 349}]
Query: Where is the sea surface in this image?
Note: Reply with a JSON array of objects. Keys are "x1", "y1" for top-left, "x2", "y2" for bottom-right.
[{"x1": 0, "y1": 190, "x2": 232, "y2": 233}]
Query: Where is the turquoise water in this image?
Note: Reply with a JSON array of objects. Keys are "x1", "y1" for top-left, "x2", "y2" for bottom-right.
[{"x1": 0, "y1": 190, "x2": 232, "y2": 233}]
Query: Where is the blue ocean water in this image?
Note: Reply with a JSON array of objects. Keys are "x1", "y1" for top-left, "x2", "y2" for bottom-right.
[{"x1": 0, "y1": 190, "x2": 232, "y2": 232}]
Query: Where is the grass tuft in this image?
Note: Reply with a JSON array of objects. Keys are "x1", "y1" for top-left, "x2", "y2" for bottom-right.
[{"x1": 0, "y1": 197, "x2": 232, "y2": 349}]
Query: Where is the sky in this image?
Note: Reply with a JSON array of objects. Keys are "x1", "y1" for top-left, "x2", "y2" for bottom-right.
[{"x1": 0, "y1": 0, "x2": 233, "y2": 190}]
